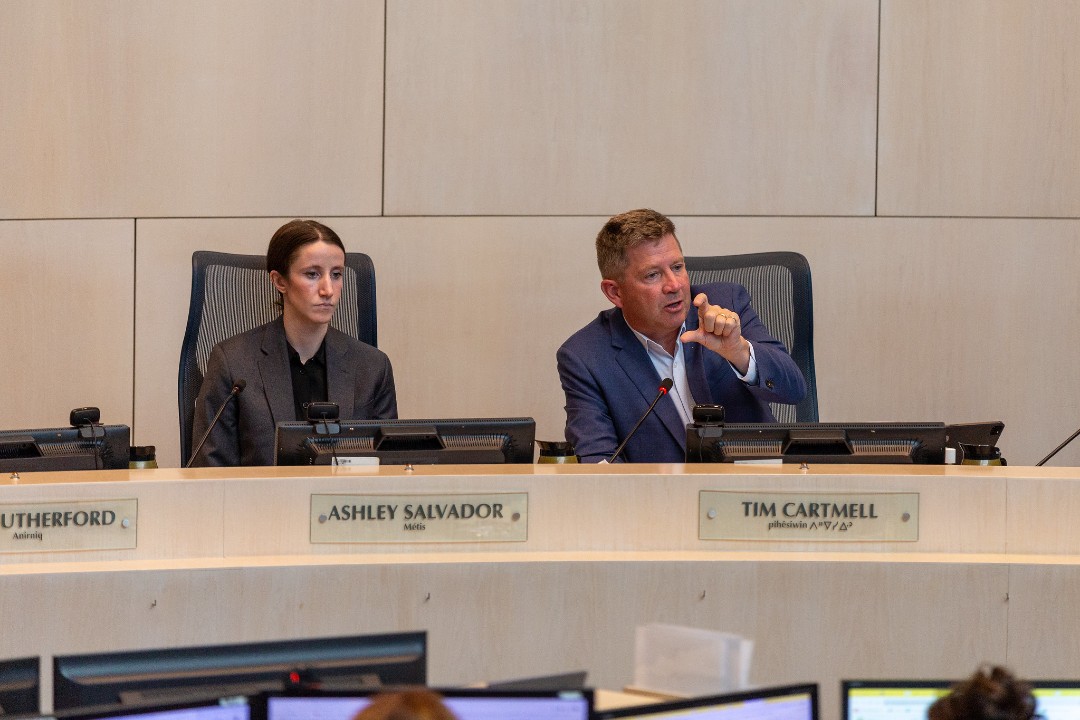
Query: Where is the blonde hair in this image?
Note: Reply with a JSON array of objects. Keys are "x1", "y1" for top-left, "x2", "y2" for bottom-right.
[{"x1": 353, "y1": 690, "x2": 458, "y2": 720}]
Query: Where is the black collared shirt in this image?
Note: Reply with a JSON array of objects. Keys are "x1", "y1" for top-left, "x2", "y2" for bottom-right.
[{"x1": 287, "y1": 340, "x2": 329, "y2": 421}]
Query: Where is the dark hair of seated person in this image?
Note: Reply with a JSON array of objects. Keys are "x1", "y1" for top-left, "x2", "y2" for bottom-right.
[
  {"x1": 352, "y1": 689, "x2": 458, "y2": 720},
  {"x1": 928, "y1": 666, "x2": 1040, "y2": 720}
]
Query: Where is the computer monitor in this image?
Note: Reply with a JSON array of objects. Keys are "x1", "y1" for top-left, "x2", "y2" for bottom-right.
[
  {"x1": 593, "y1": 683, "x2": 817, "y2": 719},
  {"x1": 1032, "y1": 682, "x2": 1080, "y2": 719},
  {"x1": 0, "y1": 424, "x2": 130, "y2": 472},
  {"x1": 261, "y1": 688, "x2": 592, "y2": 720},
  {"x1": 842, "y1": 680, "x2": 950, "y2": 720},
  {"x1": 686, "y1": 422, "x2": 948, "y2": 464},
  {"x1": 54, "y1": 696, "x2": 250, "y2": 720},
  {"x1": 843, "y1": 679, "x2": 1080, "y2": 720},
  {"x1": 53, "y1": 632, "x2": 426, "y2": 710},
  {"x1": 0, "y1": 657, "x2": 39, "y2": 715},
  {"x1": 274, "y1": 417, "x2": 536, "y2": 466}
]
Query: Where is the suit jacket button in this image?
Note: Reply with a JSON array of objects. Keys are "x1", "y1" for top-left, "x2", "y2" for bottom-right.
[{"x1": 765, "y1": 379, "x2": 775, "y2": 389}]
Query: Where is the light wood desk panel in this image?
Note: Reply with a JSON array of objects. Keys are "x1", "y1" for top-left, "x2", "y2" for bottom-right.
[
  {"x1": 2, "y1": 464, "x2": 1080, "y2": 720},
  {"x1": 0, "y1": 551, "x2": 1019, "y2": 720},
  {"x1": 0, "y1": 463, "x2": 1031, "y2": 561}
]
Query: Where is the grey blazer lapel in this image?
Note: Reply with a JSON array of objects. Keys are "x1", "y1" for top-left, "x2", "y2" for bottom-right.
[{"x1": 257, "y1": 319, "x2": 296, "y2": 425}]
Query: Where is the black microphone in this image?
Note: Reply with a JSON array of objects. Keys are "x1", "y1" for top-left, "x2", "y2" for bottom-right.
[
  {"x1": 607, "y1": 378, "x2": 674, "y2": 463},
  {"x1": 186, "y1": 379, "x2": 246, "y2": 468},
  {"x1": 1036, "y1": 423, "x2": 1080, "y2": 466}
]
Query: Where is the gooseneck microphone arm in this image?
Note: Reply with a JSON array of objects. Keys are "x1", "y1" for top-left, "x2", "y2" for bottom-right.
[
  {"x1": 1036, "y1": 424, "x2": 1080, "y2": 467},
  {"x1": 607, "y1": 378, "x2": 674, "y2": 464},
  {"x1": 186, "y1": 379, "x2": 246, "y2": 468}
]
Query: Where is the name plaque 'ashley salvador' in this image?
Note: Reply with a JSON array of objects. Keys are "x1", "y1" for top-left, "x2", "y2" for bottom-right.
[
  {"x1": 699, "y1": 491, "x2": 919, "y2": 542},
  {"x1": 0, "y1": 499, "x2": 138, "y2": 553},
  {"x1": 310, "y1": 493, "x2": 528, "y2": 544}
]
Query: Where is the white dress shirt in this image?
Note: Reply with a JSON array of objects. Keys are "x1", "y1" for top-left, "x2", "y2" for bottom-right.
[{"x1": 629, "y1": 323, "x2": 758, "y2": 428}]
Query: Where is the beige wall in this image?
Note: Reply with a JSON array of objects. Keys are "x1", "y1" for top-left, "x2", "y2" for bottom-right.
[{"x1": 3, "y1": 2, "x2": 1080, "y2": 466}]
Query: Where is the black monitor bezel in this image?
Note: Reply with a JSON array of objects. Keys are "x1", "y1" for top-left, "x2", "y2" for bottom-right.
[
  {"x1": 52, "y1": 695, "x2": 250, "y2": 720},
  {"x1": 592, "y1": 682, "x2": 818, "y2": 719},
  {"x1": 52, "y1": 695, "x2": 251, "y2": 720},
  {"x1": 0, "y1": 656, "x2": 40, "y2": 715},
  {"x1": 841, "y1": 679, "x2": 953, "y2": 720},
  {"x1": 52, "y1": 632, "x2": 426, "y2": 711},
  {"x1": 256, "y1": 687, "x2": 593, "y2": 720},
  {"x1": 274, "y1": 417, "x2": 536, "y2": 466},
  {"x1": 842, "y1": 678, "x2": 1080, "y2": 720}
]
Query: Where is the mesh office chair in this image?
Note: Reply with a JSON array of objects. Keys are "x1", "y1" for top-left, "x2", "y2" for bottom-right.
[
  {"x1": 177, "y1": 251, "x2": 378, "y2": 465},
  {"x1": 685, "y1": 252, "x2": 818, "y2": 422}
]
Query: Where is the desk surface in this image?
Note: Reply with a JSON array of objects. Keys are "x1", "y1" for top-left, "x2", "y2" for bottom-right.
[{"x1": 7, "y1": 460, "x2": 1068, "y2": 485}]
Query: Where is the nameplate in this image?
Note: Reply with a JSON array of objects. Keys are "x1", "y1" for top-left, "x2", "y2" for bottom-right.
[
  {"x1": 310, "y1": 493, "x2": 528, "y2": 543},
  {"x1": 699, "y1": 491, "x2": 919, "y2": 542},
  {"x1": 0, "y1": 499, "x2": 138, "y2": 553}
]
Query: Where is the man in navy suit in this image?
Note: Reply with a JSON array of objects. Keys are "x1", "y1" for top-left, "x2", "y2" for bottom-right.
[{"x1": 557, "y1": 209, "x2": 806, "y2": 463}]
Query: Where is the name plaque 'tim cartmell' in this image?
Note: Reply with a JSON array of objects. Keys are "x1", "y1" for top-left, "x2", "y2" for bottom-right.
[
  {"x1": 699, "y1": 491, "x2": 919, "y2": 542},
  {"x1": 310, "y1": 493, "x2": 528, "y2": 543}
]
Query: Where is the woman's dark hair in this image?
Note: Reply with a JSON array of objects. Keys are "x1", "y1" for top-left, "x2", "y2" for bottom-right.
[
  {"x1": 929, "y1": 666, "x2": 1040, "y2": 720},
  {"x1": 266, "y1": 219, "x2": 345, "y2": 276}
]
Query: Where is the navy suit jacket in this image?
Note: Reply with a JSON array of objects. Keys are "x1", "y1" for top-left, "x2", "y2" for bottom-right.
[
  {"x1": 190, "y1": 317, "x2": 397, "y2": 466},
  {"x1": 556, "y1": 282, "x2": 806, "y2": 463}
]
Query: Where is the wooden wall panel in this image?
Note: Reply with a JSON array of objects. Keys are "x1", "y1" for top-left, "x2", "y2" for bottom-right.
[
  {"x1": 879, "y1": 0, "x2": 1080, "y2": 217},
  {"x1": 384, "y1": 0, "x2": 879, "y2": 216},
  {"x1": 1007, "y1": 564, "x2": 1080, "y2": 679},
  {"x1": 675, "y1": 216, "x2": 1080, "y2": 468},
  {"x1": 136, "y1": 216, "x2": 1080, "y2": 469},
  {"x1": 0, "y1": 220, "x2": 134, "y2": 430},
  {"x1": 135, "y1": 217, "x2": 608, "y2": 467},
  {"x1": 0, "y1": 0, "x2": 384, "y2": 219}
]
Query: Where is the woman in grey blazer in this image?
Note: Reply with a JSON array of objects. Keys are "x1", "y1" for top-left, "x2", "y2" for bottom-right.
[{"x1": 190, "y1": 220, "x2": 397, "y2": 466}]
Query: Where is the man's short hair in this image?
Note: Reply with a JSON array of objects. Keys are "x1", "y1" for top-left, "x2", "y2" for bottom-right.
[{"x1": 595, "y1": 208, "x2": 679, "y2": 280}]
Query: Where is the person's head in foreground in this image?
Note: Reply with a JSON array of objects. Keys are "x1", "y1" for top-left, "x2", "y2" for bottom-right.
[
  {"x1": 929, "y1": 666, "x2": 1039, "y2": 720},
  {"x1": 353, "y1": 689, "x2": 459, "y2": 720}
]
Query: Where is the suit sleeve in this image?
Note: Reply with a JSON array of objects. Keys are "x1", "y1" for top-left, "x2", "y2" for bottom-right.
[
  {"x1": 189, "y1": 344, "x2": 242, "y2": 467},
  {"x1": 345, "y1": 337, "x2": 399, "y2": 421},
  {"x1": 730, "y1": 284, "x2": 807, "y2": 405},
  {"x1": 367, "y1": 353, "x2": 398, "y2": 420},
  {"x1": 556, "y1": 344, "x2": 622, "y2": 463}
]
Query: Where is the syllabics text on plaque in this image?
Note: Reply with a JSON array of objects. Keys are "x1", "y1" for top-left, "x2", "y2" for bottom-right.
[
  {"x1": 0, "y1": 499, "x2": 138, "y2": 553},
  {"x1": 699, "y1": 491, "x2": 918, "y2": 542}
]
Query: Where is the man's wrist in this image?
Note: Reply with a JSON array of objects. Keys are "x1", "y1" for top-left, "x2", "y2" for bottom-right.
[{"x1": 729, "y1": 339, "x2": 756, "y2": 381}]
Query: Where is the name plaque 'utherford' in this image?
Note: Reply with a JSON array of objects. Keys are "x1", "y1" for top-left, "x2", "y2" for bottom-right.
[
  {"x1": 0, "y1": 499, "x2": 138, "y2": 553},
  {"x1": 699, "y1": 491, "x2": 919, "y2": 542},
  {"x1": 310, "y1": 493, "x2": 528, "y2": 544}
]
